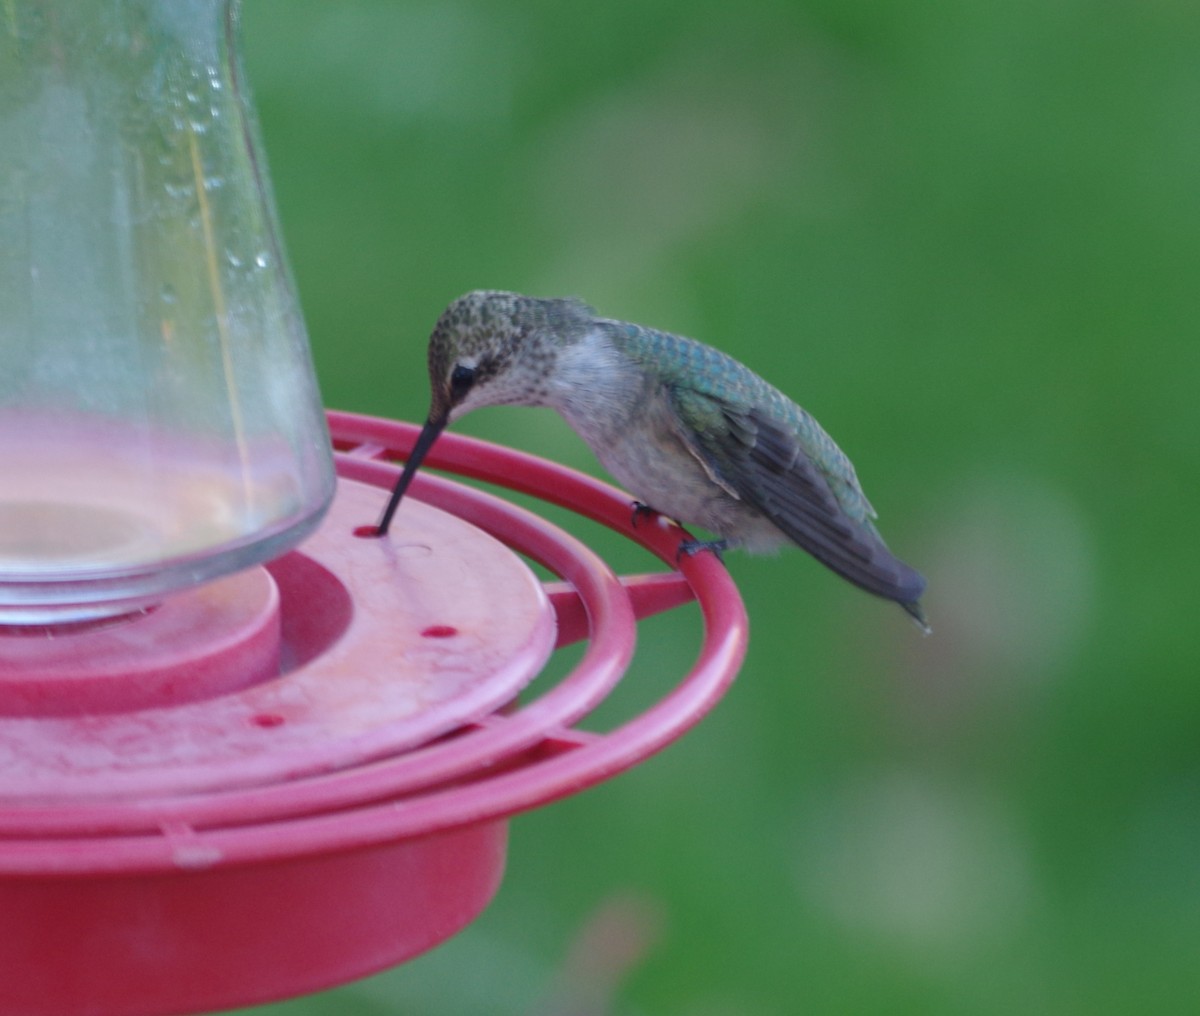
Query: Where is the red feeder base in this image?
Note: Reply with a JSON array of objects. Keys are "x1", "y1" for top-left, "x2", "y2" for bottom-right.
[
  {"x1": 2, "y1": 822, "x2": 505, "y2": 1016},
  {"x1": 0, "y1": 412, "x2": 748, "y2": 1016}
]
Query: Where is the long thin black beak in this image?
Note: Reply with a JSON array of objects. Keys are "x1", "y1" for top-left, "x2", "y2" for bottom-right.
[{"x1": 374, "y1": 413, "x2": 448, "y2": 536}]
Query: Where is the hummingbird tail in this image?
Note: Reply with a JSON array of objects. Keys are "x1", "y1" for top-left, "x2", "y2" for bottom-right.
[{"x1": 900, "y1": 599, "x2": 932, "y2": 636}]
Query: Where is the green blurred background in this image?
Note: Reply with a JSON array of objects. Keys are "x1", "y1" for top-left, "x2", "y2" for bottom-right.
[{"x1": 233, "y1": 1, "x2": 1198, "y2": 1013}]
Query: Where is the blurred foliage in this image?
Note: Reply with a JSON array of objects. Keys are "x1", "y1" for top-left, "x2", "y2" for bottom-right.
[{"x1": 231, "y1": 0, "x2": 1200, "y2": 1013}]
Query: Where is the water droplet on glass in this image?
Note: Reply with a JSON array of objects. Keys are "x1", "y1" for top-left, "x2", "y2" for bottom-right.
[
  {"x1": 160, "y1": 284, "x2": 178, "y2": 305},
  {"x1": 226, "y1": 252, "x2": 243, "y2": 268},
  {"x1": 254, "y1": 253, "x2": 270, "y2": 269}
]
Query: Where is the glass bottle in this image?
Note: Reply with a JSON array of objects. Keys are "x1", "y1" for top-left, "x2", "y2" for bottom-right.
[{"x1": 0, "y1": 0, "x2": 335, "y2": 624}]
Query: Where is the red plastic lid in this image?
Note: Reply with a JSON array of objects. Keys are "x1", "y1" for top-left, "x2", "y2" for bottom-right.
[{"x1": 0, "y1": 480, "x2": 555, "y2": 800}]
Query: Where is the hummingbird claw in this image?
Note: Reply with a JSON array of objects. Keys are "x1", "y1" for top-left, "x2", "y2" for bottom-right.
[
  {"x1": 629, "y1": 500, "x2": 657, "y2": 529},
  {"x1": 676, "y1": 537, "x2": 728, "y2": 564}
]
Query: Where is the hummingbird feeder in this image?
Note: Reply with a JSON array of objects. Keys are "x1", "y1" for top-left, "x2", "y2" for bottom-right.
[{"x1": 0, "y1": 3, "x2": 748, "y2": 1015}]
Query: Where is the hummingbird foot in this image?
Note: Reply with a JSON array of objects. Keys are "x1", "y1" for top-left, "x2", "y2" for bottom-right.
[
  {"x1": 629, "y1": 500, "x2": 658, "y2": 529},
  {"x1": 676, "y1": 537, "x2": 728, "y2": 563}
]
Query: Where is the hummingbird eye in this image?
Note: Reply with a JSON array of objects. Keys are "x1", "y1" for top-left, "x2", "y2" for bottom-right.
[{"x1": 449, "y1": 363, "x2": 477, "y2": 398}]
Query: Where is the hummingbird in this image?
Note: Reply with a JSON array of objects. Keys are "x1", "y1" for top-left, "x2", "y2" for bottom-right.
[{"x1": 375, "y1": 290, "x2": 928, "y2": 631}]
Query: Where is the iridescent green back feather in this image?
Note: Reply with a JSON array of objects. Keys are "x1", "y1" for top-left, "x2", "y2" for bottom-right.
[{"x1": 602, "y1": 321, "x2": 877, "y2": 525}]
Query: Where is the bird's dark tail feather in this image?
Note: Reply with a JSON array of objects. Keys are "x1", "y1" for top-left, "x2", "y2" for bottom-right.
[
  {"x1": 814, "y1": 533, "x2": 930, "y2": 632},
  {"x1": 836, "y1": 541, "x2": 931, "y2": 635},
  {"x1": 879, "y1": 556, "x2": 931, "y2": 635},
  {"x1": 900, "y1": 598, "x2": 932, "y2": 636}
]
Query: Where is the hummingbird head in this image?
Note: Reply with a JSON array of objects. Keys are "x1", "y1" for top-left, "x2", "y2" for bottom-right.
[
  {"x1": 426, "y1": 290, "x2": 593, "y2": 424},
  {"x1": 374, "y1": 290, "x2": 593, "y2": 535}
]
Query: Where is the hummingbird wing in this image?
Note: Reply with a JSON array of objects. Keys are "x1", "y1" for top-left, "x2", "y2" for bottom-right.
[
  {"x1": 667, "y1": 382, "x2": 927, "y2": 606},
  {"x1": 601, "y1": 319, "x2": 925, "y2": 608}
]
